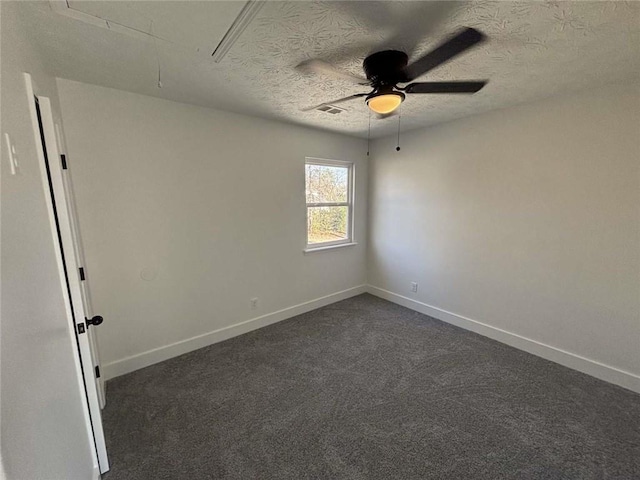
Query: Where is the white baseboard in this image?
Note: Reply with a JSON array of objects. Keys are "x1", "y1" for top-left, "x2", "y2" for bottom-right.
[
  {"x1": 367, "y1": 285, "x2": 640, "y2": 394},
  {"x1": 103, "y1": 285, "x2": 367, "y2": 380},
  {"x1": 103, "y1": 283, "x2": 640, "y2": 394}
]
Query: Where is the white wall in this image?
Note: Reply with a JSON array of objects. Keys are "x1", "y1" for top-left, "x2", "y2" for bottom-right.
[
  {"x1": 0, "y1": 2, "x2": 96, "y2": 479},
  {"x1": 56, "y1": 79, "x2": 368, "y2": 378},
  {"x1": 368, "y1": 83, "x2": 640, "y2": 392}
]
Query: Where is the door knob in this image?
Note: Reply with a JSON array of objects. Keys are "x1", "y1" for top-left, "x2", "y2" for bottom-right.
[{"x1": 86, "y1": 315, "x2": 104, "y2": 327}]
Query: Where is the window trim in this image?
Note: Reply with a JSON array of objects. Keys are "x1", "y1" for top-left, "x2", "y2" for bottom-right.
[{"x1": 305, "y1": 157, "x2": 355, "y2": 251}]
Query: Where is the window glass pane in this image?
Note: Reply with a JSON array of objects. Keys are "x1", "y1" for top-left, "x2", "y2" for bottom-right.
[
  {"x1": 307, "y1": 206, "x2": 349, "y2": 244},
  {"x1": 306, "y1": 164, "x2": 349, "y2": 203}
]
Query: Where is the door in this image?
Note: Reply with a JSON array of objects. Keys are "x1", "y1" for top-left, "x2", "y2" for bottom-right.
[
  {"x1": 33, "y1": 94, "x2": 110, "y2": 473},
  {"x1": 52, "y1": 109, "x2": 107, "y2": 409}
]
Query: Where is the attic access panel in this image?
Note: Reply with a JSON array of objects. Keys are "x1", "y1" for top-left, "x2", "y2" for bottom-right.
[{"x1": 66, "y1": 1, "x2": 246, "y2": 53}]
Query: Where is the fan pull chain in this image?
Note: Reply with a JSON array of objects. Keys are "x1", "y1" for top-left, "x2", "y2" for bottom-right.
[
  {"x1": 367, "y1": 110, "x2": 371, "y2": 156},
  {"x1": 396, "y1": 111, "x2": 401, "y2": 152}
]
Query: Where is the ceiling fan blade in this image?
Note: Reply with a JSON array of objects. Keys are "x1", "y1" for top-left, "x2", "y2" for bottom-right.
[
  {"x1": 301, "y1": 93, "x2": 368, "y2": 112},
  {"x1": 383, "y1": 2, "x2": 463, "y2": 57},
  {"x1": 405, "y1": 81, "x2": 487, "y2": 94},
  {"x1": 296, "y1": 59, "x2": 369, "y2": 85},
  {"x1": 403, "y1": 28, "x2": 486, "y2": 81}
]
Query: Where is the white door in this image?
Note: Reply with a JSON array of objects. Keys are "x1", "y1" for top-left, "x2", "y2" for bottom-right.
[
  {"x1": 52, "y1": 108, "x2": 107, "y2": 409},
  {"x1": 33, "y1": 94, "x2": 110, "y2": 473}
]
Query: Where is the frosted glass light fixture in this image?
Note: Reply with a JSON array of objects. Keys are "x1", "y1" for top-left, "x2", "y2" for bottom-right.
[{"x1": 366, "y1": 89, "x2": 405, "y2": 114}]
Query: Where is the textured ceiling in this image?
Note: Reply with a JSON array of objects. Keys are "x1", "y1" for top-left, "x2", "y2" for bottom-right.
[{"x1": 16, "y1": 1, "x2": 640, "y2": 138}]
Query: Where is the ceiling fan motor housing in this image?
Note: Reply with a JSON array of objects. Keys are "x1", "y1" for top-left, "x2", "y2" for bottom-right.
[{"x1": 363, "y1": 50, "x2": 409, "y2": 86}]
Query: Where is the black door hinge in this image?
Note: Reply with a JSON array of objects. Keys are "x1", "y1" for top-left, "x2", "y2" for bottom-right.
[
  {"x1": 95, "y1": 365, "x2": 101, "y2": 378},
  {"x1": 77, "y1": 323, "x2": 86, "y2": 334},
  {"x1": 60, "y1": 154, "x2": 68, "y2": 170},
  {"x1": 79, "y1": 267, "x2": 85, "y2": 281}
]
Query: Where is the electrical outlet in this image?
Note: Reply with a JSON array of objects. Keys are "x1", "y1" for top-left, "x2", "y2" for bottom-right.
[
  {"x1": 411, "y1": 282, "x2": 418, "y2": 293},
  {"x1": 250, "y1": 297, "x2": 259, "y2": 310}
]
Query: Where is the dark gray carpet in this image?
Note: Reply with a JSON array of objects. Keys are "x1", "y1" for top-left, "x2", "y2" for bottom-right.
[{"x1": 102, "y1": 294, "x2": 640, "y2": 479}]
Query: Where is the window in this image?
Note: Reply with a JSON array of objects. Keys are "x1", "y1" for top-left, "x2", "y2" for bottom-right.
[{"x1": 305, "y1": 158, "x2": 354, "y2": 250}]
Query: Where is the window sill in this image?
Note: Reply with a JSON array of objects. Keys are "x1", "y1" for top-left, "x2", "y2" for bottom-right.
[{"x1": 303, "y1": 242, "x2": 358, "y2": 254}]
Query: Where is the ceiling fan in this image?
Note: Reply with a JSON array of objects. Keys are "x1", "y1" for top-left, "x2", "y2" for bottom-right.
[{"x1": 298, "y1": 27, "x2": 488, "y2": 116}]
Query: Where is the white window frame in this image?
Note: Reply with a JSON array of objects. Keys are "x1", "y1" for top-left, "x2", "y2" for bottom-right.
[{"x1": 305, "y1": 157, "x2": 355, "y2": 251}]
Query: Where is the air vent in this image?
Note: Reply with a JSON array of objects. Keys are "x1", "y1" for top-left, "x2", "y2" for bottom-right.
[{"x1": 316, "y1": 105, "x2": 346, "y2": 114}]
